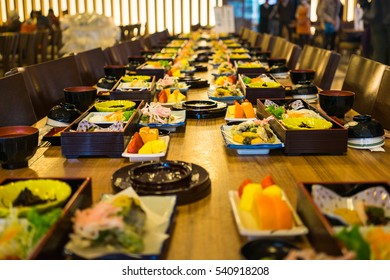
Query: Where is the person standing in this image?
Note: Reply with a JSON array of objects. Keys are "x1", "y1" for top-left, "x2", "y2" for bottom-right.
[
  {"x1": 258, "y1": 0, "x2": 273, "y2": 33},
  {"x1": 278, "y1": 0, "x2": 294, "y2": 40},
  {"x1": 317, "y1": 0, "x2": 341, "y2": 50},
  {"x1": 269, "y1": 1, "x2": 280, "y2": 35},
  {"x1": 5, "y1": 10, "x2": 22, "y2": 32},
  {"x1": 295, "y1": 0, "x2": 311, "y2": 47},
  {"x1": 359, "y1": 0, "x2": 390, "y2": 65}
]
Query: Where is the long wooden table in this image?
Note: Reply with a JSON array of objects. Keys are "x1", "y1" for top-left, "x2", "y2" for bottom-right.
[{"x1": 1, "y1": 66, "x2": 389, "y2": 260}]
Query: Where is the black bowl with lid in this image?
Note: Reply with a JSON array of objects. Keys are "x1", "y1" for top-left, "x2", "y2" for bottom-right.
[
  {"x1": 347, "y1": 115, "x2": 384, "y2": 138},
  {"x1": 345, "y1": 115, "x2": 385, "y2": 149}
]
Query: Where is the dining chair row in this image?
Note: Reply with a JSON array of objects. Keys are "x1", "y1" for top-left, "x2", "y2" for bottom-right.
[
  {"x1": 341, "y1": 54, "x2": 389, "y2": 129},
  {"x1": 0, "y1": 46, "x2": 113, "y2": 126},
  {"x1": 238, "y1": 27, "x2": 342, "y2": 90},
  {"x1": 0, "y1": 30, "x2": 61, "y2": 75}
]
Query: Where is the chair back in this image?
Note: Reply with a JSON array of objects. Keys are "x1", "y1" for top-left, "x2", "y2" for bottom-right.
[
  {"x1": 342, "y1": 54, "x2": 387, "y2": 115},
  {"x1": 0, "y1": 73, "x2": 37, "y2": 126},
  {"x1": 22, "y1": 55, "x2": 83, "y2": 119},
  {"x1": 75, "y1": 47, "x2": 107, "y2": 86},
  {"x1": 260, "y1": 33, "x2": 276, "y2": 52},
  {"x1": 0, "y1": 32, "x2": 19, "y2": 73},
  {"x1": 297, "y1": 45, "x2": 341, "y2": 90},
  {"x1": 270, "y1": 36, "x2": 286, "y2": 58},
  {"x1": 369, "y1": 67, "x2": 390, "y2": 130}
]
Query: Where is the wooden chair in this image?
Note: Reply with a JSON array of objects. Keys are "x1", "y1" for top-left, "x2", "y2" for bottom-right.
[
  {"x1": 296, "y1": 45, "x2": 341, "y2": 90},
  {"x1": 21, "y1": 55, "x2": 83, "y2": 120},
  {"x1": 0, "y1": 72, "x2": 37, "y2": 126},
  {"x1": 0, "y1": 32, "x2": 19, "y2": 74},
  {"x1": 342, "y1": 54, "x2": 387, "y2": 115},
  {"x1": 74, "y1": 47, "x2": 108, "y2": 86},
  {"x1": 367, "y1": 67, "x2": 390, "y2": 130},
  {"x1": 270, "y1": 36, "x2": 287, "y2": 58},
  {"x1": 260, "y1": 33, "x2": 276, "y2": 52}
]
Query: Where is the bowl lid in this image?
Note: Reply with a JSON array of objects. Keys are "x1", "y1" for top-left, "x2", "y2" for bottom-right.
[{"x1": 345, "y1": 115, "x2": 384, "y2": 138}]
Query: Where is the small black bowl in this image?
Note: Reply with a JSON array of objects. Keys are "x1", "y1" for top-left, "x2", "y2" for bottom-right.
[
  {"x1": 241, "y1": 239, "x2": 298, "y2": 260},
  {"x1": 0, "y1": 126, "x2": 39, "y2": 169},
  {"x1": 290, "y1": 69, "x2": 316, "y2": 85},
  {"x1": 318, "y1": 90, "x2": 355, "y2": 118},
  {"x1": 104, "y1": 65, "x2": 127, "y2": 80},
  {"x1": 64, "y1": 86, "x2": 97, "y2": 112},
  {"x1": 267, "y1": 58, "x2": 287, "y2": 68}
]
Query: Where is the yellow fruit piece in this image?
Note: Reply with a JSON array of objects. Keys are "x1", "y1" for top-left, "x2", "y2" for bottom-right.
[
  {"x1": 233, "y1": 134, "x2": 245, "y2": 144},
  {"x1": 239, "y1": 183, "x2": 262, "y2": 212},
  {"x1": 167, "y1": 89, "x2": 186, "y2": 103},
  {"x1": 262, "y1": 184, "x2": 283, "y2": 198},
  {"x1": 242, "y1": 131, "x2": 258, "y2": 138},
  {"x1": 151, "y1": 139, "x2": 167, "y2": 153},
  {"x1": 138, "y1": 141, "x2": 153, "y2": 154},
  {"x1": 138, "y1": 139, "x2": 167, "y2": 154},
  {"x1": 251, "y1": 137, "x2": 264, "y2": 145},
  {"x1": 227, "y1": 105, "x2": 235, "y2": 115}
]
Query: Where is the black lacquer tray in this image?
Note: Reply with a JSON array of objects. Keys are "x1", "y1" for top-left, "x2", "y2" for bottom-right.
[{"x1": 112, "y1": 161, "x2": 211, "y2": 205}]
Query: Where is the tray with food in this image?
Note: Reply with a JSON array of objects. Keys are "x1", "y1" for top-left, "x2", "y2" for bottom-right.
[
  {"x1": 297, "y1": 181, "x2": 390, "y2": 259},
  {"x1": 221, "y1": 119, "x2": 284, "y2": 155},
  {"x1": 256, "y1": 99, "x2": 348, "y2": 155},
  {"x1": 136, "y1": 61, "x2": 171, "y2": 80},
  {"x1": 0, "y1": 177, "x2": 92, "y2": 259},
  {"x1": 110, "y1": 75, "x2": 156, "y2": 102},
  {"x1": 234, "y1": 61, "x2": 267, "y2": 75},
  {"x1": 230, "y1": 175, "x2": 308, "y2": 238},
  {"x1": 122, "y1": 127, "x2": 170, "y2": 162},
  {"x1": 238, "y1": 74, "x2": 286, "y2": 103},
  {"x1": 61, "y1": 100, "x2": 143, "y2": 158},
  {"x1": 64, "y1": 187, "x2": 177, "y2": 260}
]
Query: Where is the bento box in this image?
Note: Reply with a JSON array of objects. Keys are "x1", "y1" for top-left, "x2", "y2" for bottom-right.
[
  {"x1": 109, "y1": 76, "x2": 156, "y2": 102},
  {"x1": 297, "y1": 181, "x2": 390, "y2": 259},
  {"x1": 136, "y1": 61, "x2": 169, "y2": 80},
  {"x1": 0, "y1": 177, "x2": 92, "y2": 259},
  {"x1": 256, "y1": 98, "x2": 348, "y2": 155},
  {"x1": 61, "y1": 101, "x2": 144, "y2": 158},
  {"x1": 238, "y1": 74, "x2": 286, "y2": 104},
  {"x1": 234, "y1": 61, "x2": 267, "y2": 75}
]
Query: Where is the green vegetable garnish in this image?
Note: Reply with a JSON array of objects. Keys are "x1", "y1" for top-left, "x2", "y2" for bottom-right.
[
  {"x1": 27, "y1": 207, "x2": 62, "y2": 245},
  {"x1": 265, "y1": 105, "x2": 285, "y2": 119},
  {"x1": 335, "y1": 224, "x2": 371, "y2": 260}
]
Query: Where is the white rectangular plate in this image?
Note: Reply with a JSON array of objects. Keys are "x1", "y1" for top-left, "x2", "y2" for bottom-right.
[
  {"x1": 229, "y1": 190, "x2": 308, "y2": 238},
  {"x1": 122, "y1": 135, "x2": 170, "y2": 162}
]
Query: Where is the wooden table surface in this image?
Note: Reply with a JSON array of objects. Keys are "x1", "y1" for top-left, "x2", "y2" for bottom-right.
[{"x1": 1, "y1": 66, "x2": 389, "y2": 260}]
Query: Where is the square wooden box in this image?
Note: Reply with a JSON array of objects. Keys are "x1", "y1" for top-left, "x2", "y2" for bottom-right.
[
  {"x1": 256, "y1": 98, "x2": 348, "y2": 155},
  {"x1": 61, "y1": 101, "x2": 144, "y2": 158},
  {"x1": 238, "y1": 73, "x2": 286, "y2": 104},
  {"x1": 136, "y1": 62, "x2": 166, "y2": 80},
  {"x1": 109, "y1": 76, "x2": 156, "y2": 103},
  {"x1": 0, "y1": 177, "x2": 92, "y2": 259},
  {"x1": 234, "y1": 61, "x2": 267, "y2": 75},
  {"x1": 297, "y1": 181, "x2": 390, "y2": 257}
]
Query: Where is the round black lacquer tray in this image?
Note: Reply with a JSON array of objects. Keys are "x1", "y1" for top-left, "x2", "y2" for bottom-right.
[
  {"x1": 112, "y1": 161, "x2": 211, "y2": 205},
  {"x1": 172, "y1": 100, "x2": 227, "y2": 119}
]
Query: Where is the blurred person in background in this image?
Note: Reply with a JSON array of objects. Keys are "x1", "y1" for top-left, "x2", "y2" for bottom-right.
[
  {"x1": 258, "y1": 0, "x2": 273, "y2": 33},
  {"x1": 5, "y1": 10, "x2": 22, "y2": 32},
  {"x1": 269, "y1": 0, "x2": 280, "y2": 35},
  {"x1": 359, "y1": 0, "x2": 390, "y2": 65},
  {"x1": 47, "y1": 8, "x2": 60, "y2": 30},
  {"x1": 278, "y1": 0, "x2": 294, "y2": 40},
  {"x1": 317, "y1": 0, "x2": 341, "y2": 50},
  {"x1": 295, "y1": 0, "x2": 311, "y2": 47}
]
